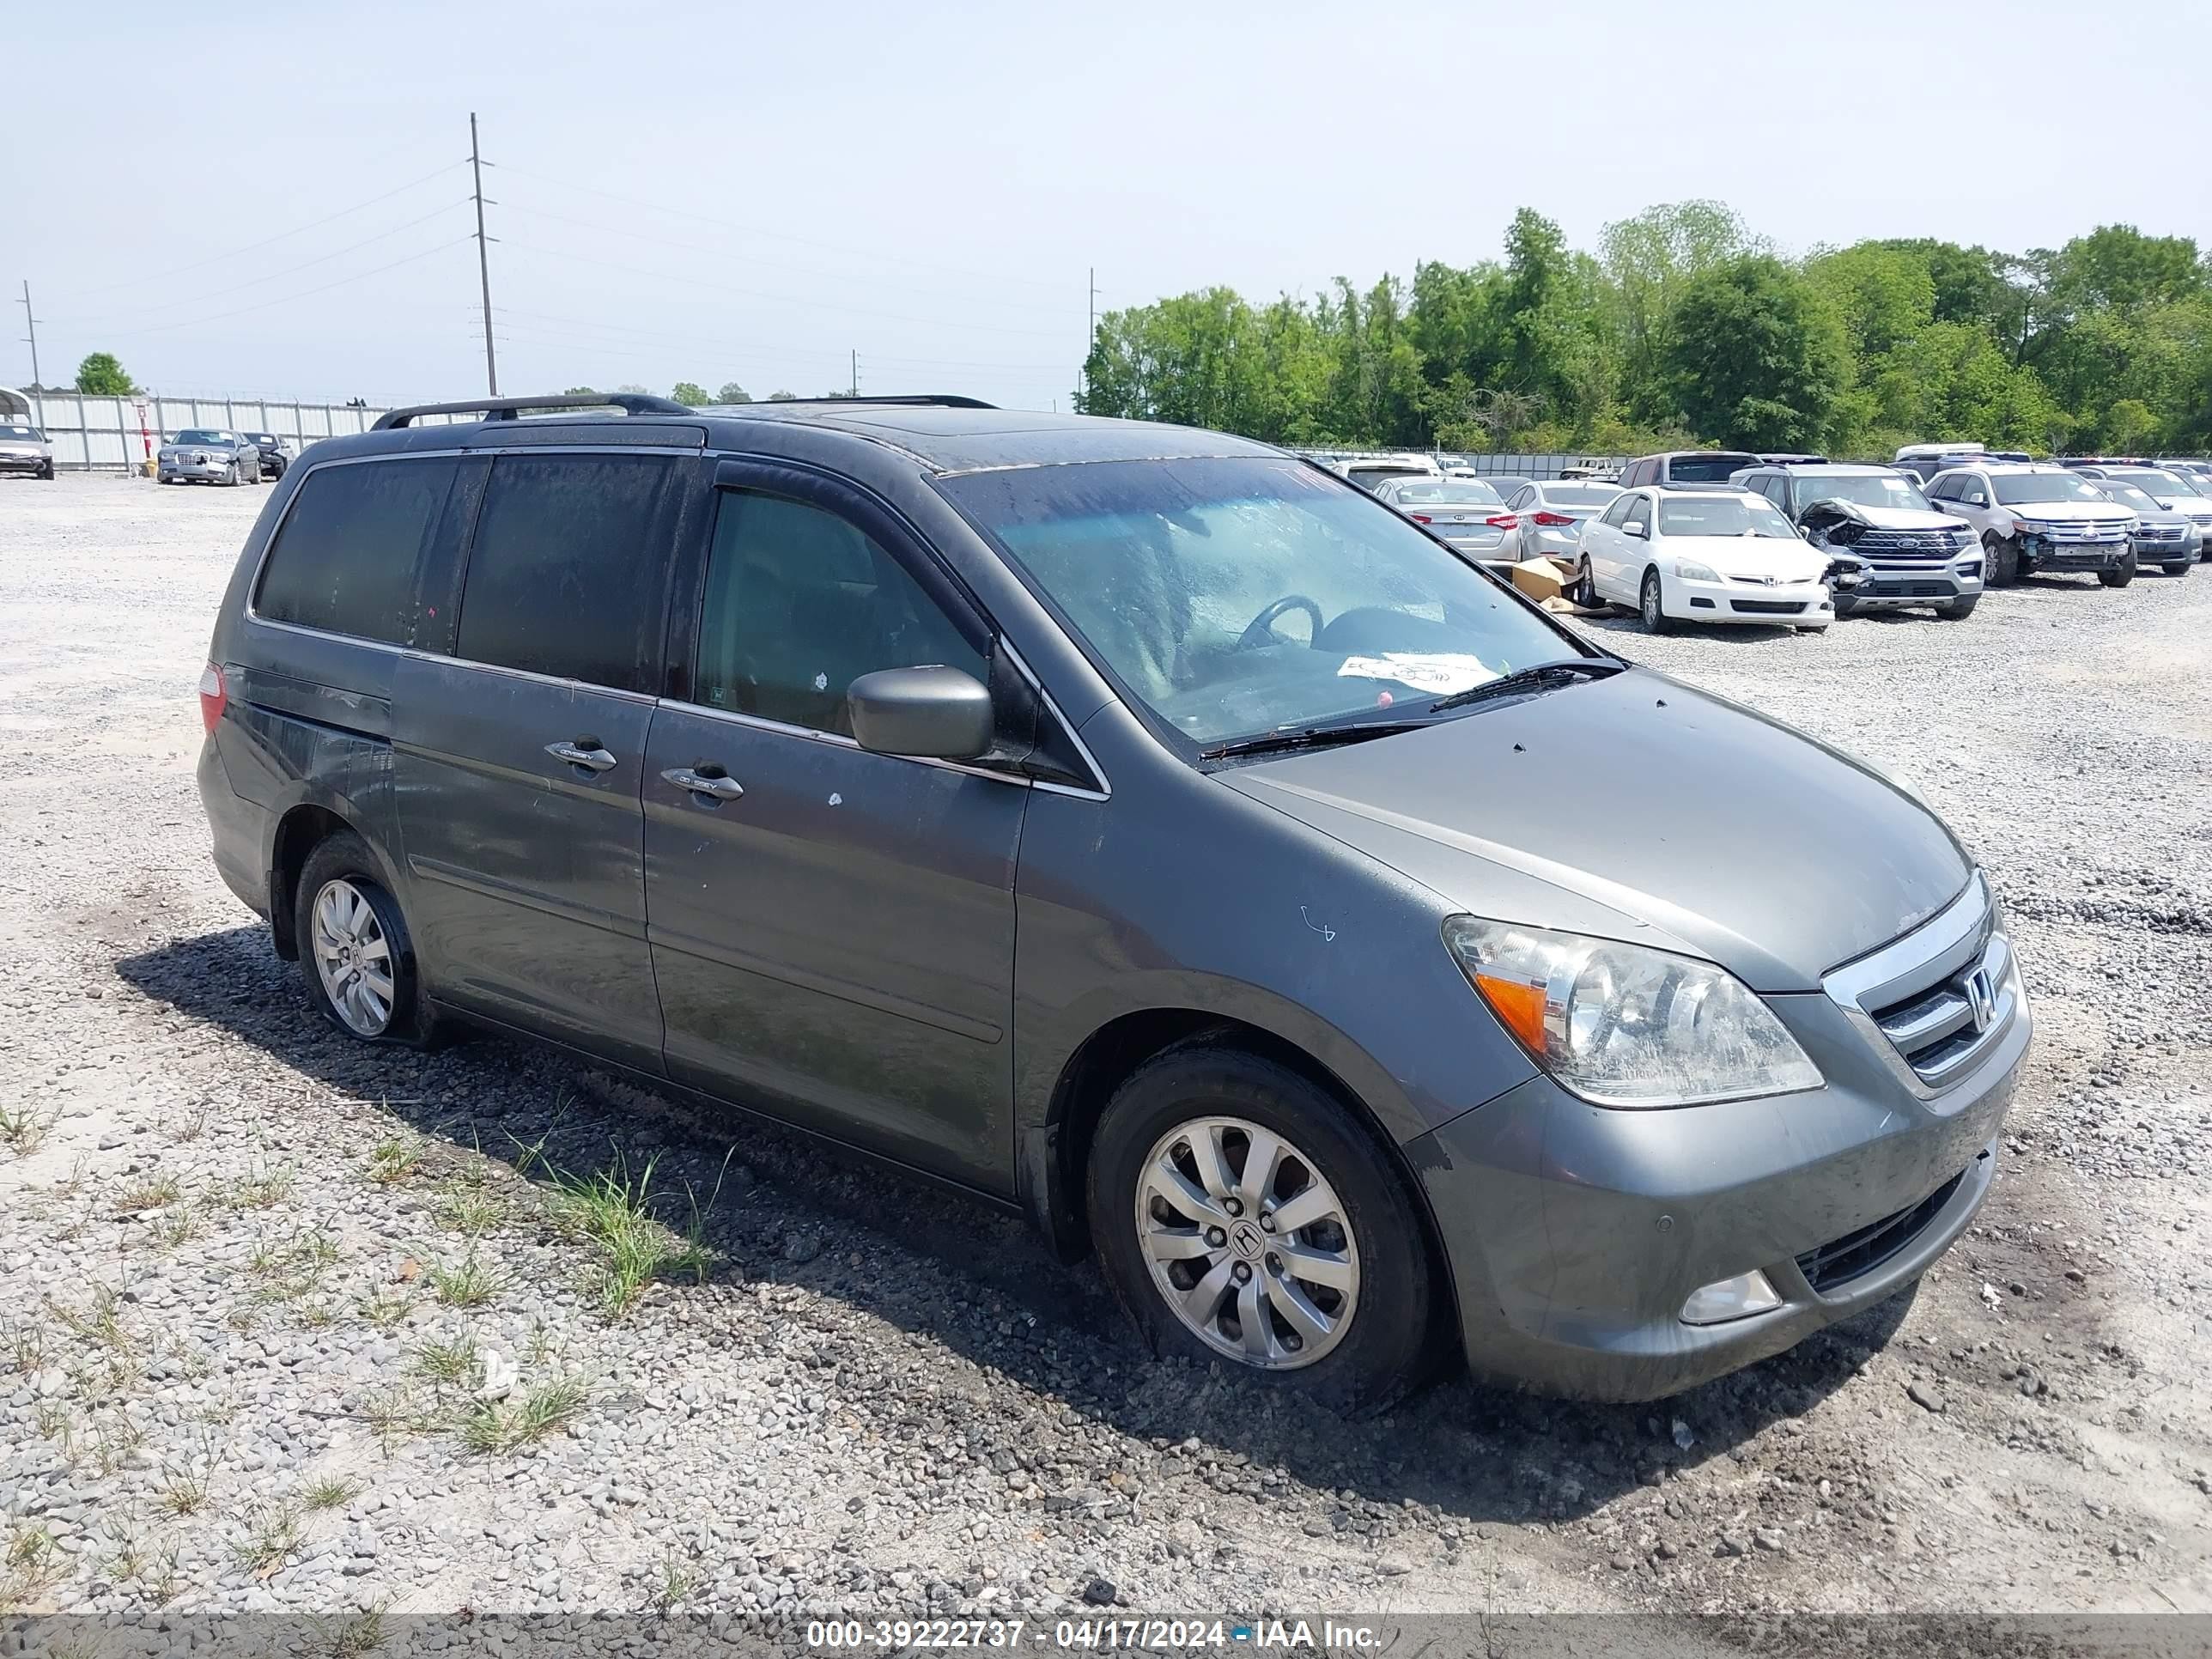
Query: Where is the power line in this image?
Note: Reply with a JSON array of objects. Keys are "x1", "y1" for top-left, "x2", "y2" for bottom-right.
[
  {"x1": 66, "y1": 159, "x2": 470, "y2": 299},
  {"x1": 495, "y1": 237, "x2": 1076, "y2": 339},
  {"x1": 489, "y1": 161, "x2": 1083, "y2": 295},
  {"x1": 102, "y1": 239, "x2": 475, "y2": 338},
  {"x1": 481, "y1": 309, "x2": 1073, "y2": 375},
  {"x1": 491, "y1": 199, "x2": 1080, "y2": 317},
  {"x1": 49, "y1": 200, "x2": 471, "y2": 326}
]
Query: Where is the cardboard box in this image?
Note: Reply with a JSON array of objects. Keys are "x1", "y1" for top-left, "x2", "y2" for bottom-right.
[{"x1": 1510, "y1": 557, "x2": 1570, "y2": 603}]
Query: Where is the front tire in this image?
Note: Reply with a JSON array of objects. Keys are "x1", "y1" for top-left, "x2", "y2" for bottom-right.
[
  {"x1": 1984, "y1": 532, "x2": 2020, "y2": 586},
  {"x1": 1936, "y1": 594, "x2": 1979, "y2": 620},
  {"x1": 2160, "y1": 558, "x2": 2191, "y2": 578},
  {"x1": 1639, "y1": 567, "x2": 1674, "y2": 633},
  {"x1": 294, "y1": 832, "x2": 428, "y2": 1044},
  {"x1": 2098, "y1": 552, "x2": 2136, "y2": 588},
  {"x1": 1086, "y1": 1042, "x2": 1437, "y2": 1413},
  {"x1": 37, "y1": 462, "x2": 54, "y2": 481}
]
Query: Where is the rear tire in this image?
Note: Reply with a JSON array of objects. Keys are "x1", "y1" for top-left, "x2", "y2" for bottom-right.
[
  {"x1": 1086, "y1": 1042, "x2": 1437, "y2": 1414},
  {"x1": 1639, "y1": 567, "x2": 1674, "y2": 633},
  {"x1": 2098, "y1": 552, "x2": 2136, "y2": 588},
  {"x1": 1936, "y1": 594, "x2": 1979, "y2": 620},
  {"x1": 294, "y1": 832, "x2": 433, "y2": 1045},
  {"x1": 1573, "y1": 556, "x2": 1601, "y2": 609},
  {"x1": 2160, "y1": 559, "x2": 2191, "y2": 578}
]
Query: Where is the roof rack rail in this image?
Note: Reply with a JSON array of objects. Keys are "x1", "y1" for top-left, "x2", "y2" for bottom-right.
[
  {"x1": 728, "y1": 394, "x2": 997, "y2": 410},
  {"x1": 372, "y1": 392, "x2": 694, "y2": 430}
]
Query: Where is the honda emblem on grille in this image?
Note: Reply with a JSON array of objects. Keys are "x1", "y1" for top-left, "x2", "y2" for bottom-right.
[{"x1": 1965, "y1": 968, "x2": 1996, "y2": 1033}]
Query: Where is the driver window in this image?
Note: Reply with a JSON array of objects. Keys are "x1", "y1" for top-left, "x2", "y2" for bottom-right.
[{"x1": 696, "y1": 490, "x2": 986, "y2": 736}]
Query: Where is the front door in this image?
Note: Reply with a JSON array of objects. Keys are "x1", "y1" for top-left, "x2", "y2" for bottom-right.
[
  {"x1": 642, "y1": 471, "x2": 1027, "y2": 1191},
  {"x1": 392, "y1": 449, "x2": 686, "y2": 1073}
]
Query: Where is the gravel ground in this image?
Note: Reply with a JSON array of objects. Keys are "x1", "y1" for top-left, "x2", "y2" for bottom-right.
[{"x1": 1, "y1": 475, "x2": 2207, "y2": 1631}]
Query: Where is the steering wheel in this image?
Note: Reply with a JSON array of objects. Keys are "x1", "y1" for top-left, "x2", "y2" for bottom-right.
[{"x1": 1237, "y1": 594, "x2": 1325, "y2": 651}]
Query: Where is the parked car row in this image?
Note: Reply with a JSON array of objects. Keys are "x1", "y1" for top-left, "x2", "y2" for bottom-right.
[
  {"x1": 0, "y1": 418, "x2": 56, "y2": 480},
  {"x1": 158, "y1": 428, "x2": 295, "y2": 486}
]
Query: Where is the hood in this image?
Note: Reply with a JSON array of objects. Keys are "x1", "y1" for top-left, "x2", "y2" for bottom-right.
[
  {"x1": 1218, "y1": 668, "x2": 1971, "y2": 992},
  {"x1": 1667, "y1": 535, "x2": 1826, "y2": 580},
  {"x1": 1799, "y1": 498, "x2": 1958, "y2": 537},
  {"x1": 2011, "y1": 500, "x2": 2126, "y2": 522}
]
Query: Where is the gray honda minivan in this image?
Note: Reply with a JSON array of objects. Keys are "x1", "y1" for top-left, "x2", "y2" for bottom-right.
[{"x1": 196, "y1": 394, "x2": 2028, "y2": 1408}]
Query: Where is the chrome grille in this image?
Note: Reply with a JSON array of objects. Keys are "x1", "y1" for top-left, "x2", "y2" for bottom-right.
[
  {"x1": 1824, "y1": 873, "x2": 2019, "y2": 1098},
  {"x1": 1854, "y1": 528, "x2": 1968, "y2": 562}
]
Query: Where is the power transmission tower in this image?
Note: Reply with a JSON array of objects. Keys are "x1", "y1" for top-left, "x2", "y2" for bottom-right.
[
  {"x1": 17, "y1": 281, "x2": 40, "y2": 390},
  {"x1": 470, "y1": 113, "x2": 498, "y2": 396}
]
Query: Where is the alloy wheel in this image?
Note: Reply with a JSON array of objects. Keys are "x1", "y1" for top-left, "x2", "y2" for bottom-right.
[
  {"x1": 310, "y1": 878, "x2": 396, "y2": 1036},
  {"x1": 1133, "y1": 1115, "x2": 1360, "y2": 1370}
]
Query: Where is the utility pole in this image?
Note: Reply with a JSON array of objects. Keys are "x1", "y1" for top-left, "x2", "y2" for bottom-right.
[
  {"x1": 850, "y1": 348, "x2": 858, "y2": 398},
  {"x1": 470, "y1": 113, "x2": 498, "y2": 396},
  {"x1": 17, "y1": 281, "x2": 40, "y2": 391},
  {"x1": 1084, "y1": 266, "x2": 1100, "y2": 404}
]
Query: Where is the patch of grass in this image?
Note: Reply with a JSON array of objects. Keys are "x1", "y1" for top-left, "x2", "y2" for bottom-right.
[
  {"x1": 91, "y1": 1413, "x2": 148, "y2": 1474},
  {"x1": 524, "y1": 1320, "x2": 558, "y2": 1368},
  {"x1": 6, "y1": 1318, "x2": 45, "y2": 1376},
  {"x1": 362, "y1": 1385, "x2": 434, "y2": 1456},
  {"x1": 435, "y1": 1184, "x2": 506, "y2": 1238},
  {"x1": 302, "y1": 1474, "x2": 358, "y2": 1512},
  {"x1": 172, "y1": 1102, "x2": 214, "y2": 1142},
  {"x1": 227, "y1": 1501, "x2": 302, "y2": 1575},
  {"x1": 46, "y1": 1284, "x2": 130, "y2": 1352},
  {"x1": 0, "y1": 1101, "x2": 58, "y2": 1158},
  {"x1": 6, "y1": 1523, "x2": 55, "y2": 1570},
  {"x1": 2, "y1": 1522, "x2": 59, "y2": 1605},
  {"x1": 114, "y1": 1172, "x2": 182, "y2": 1212},
  {"x1": 311, "y1": 1604, "x2": 389, "y2": 1659},
  {"x1": 158, "y1": 1466, "x2": 211, "y2": 1516},
  {"x1": 365, "y1": 1135, "x2": 423, "y2": 1185},
  {"x1": 296, "y1": 1298, "x2": 334, "y2": 1331},
  {"x1": 456, "y1": 1371, "x2": 591, "y2": 1455},
  {"x1": 538, "y1": 1151, "x2": 717, "y2": 1318},
  {"x1": 655, "y1": 1549, "x2": 696, "y2": 1613},
  {"x1": 250, "y1": 1229, "x2": 343, "y2": 1304},
  {"x1": 358, "y1": 1291, "x2": 411, "y2": 1333},
  {"x1": 34, "y1": 1399, "x2": 76, "y2": 1448},
  {"x1": 227, "y1": 1167, "x2": 297, "y2": 1210},
  {"x1": 426, "y1": 1253, "x2": 498, "y2": 1310},
  {"x1": 412, "y1": 1334, "x2": 479, "y2": 1386},
  {"x1": 150, "y1": 1205, "x2": 204, "y2": 1250}
]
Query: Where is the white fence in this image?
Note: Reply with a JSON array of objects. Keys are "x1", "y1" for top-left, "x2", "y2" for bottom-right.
[{"x1": 20, "y1": 392, "x2": 395, "y2": 472}]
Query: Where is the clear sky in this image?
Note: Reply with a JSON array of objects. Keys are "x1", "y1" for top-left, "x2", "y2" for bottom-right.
[{"x1": 6, "y1": 0, "x2": 2208, "y2": 411}]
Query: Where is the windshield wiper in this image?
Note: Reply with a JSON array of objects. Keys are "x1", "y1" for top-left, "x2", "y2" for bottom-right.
[
  {"x1": 1199, "y1": 719, "x2": 1431, "y2": 762},
  {"x1": 1428, "y1": 657, "x2": 1626, "y2": 714}
]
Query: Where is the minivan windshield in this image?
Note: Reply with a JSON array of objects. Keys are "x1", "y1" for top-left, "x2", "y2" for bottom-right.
[
  {"x1": 938, "y1": 457, "x2": 1582, "y2": 751},
  {"x1": 1666, "y1": 452, "x2": 1758, "y2": 482},
  {"x1": 1792, "y1": 473, "x2": 1933, "y2": 513},
  {"x1": 1992, "y1": 472, "x2": 2106, "y2": 505}
]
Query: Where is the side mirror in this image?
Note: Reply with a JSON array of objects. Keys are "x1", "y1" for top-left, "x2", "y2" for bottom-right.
[
  {"x1": 1965, "y1": 490, "x2": 1987, "y2": 507},
  {"x1": 1623, "y1": 520, "x2": 1648, "y2": 539},
  {"x1": 848, "y1": 665, "x2": 994, "y2": 760}
]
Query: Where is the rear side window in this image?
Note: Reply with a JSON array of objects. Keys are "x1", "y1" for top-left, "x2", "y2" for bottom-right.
[
  {"x1": 454, "y1": 454, "x2": 674, "y2": 693},
  {"x1": 253, "y1": 459, "x2": 458, "y2": 644},
  {"x1": 695, "y1": 489, "x2": 986, "y2": 737}
]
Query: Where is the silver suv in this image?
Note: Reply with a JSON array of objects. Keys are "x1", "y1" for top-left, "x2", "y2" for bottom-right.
[
  {"x1": 1736, "y1": 463, "x2": 1983, "y2": 619},
  {"x1": 1925, "y1": 463, "x2": 2136, "y2": 587}
]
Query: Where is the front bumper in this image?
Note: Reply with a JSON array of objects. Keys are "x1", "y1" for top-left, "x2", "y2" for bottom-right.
[
  {"x1": 2018, "y1": 535, "x2": 2130, "y2": 572},
  {"x1": 0, "y1": 453, "x2": 50, "y2": 474},
  {"x1": 161, "y1": 458, "x2": 233, "y2": 481},
  {"x1": 1409, "y1": 953, "x2": 2028, "y2": 1401},
  {"x1": 1672, "y1": 573, "x2": 1833, "y2": 625},
  {"x1": 1840, "y1": 561, "x2": 1983, "y2": 609}
]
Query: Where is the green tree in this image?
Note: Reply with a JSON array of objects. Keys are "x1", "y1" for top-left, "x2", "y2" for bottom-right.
[
  {"x1": 1601, "y1": 200, "x2": 1762, "y2": 423},
  {"x1": 1664, "y1": 256, "x2": 1846, "y2": 450},
  {"x1": 75, "y1": 352, "x2": 136, "y2": 395},
  {"x1": 767, "y1": 390, "x2": 799, "y2": 401},
  {"x1": 714, "y1": 381, "x2": 751, "y2": 404},
  {"x1": 562, "y1": 385, "x2": 598, "y2": 396},
  {"x1": 671, "y1": 381, "x2": 709, "y2": 406}
]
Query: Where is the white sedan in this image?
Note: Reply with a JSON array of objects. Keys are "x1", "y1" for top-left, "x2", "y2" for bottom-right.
[{"x1": 1576, "y1": 487, "x2": 1834, "y2": 632}]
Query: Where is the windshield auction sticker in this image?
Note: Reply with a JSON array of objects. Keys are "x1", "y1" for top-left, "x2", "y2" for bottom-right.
[{"x1": 1334, "y1": 653, "x2": 1499, "y2": 695}]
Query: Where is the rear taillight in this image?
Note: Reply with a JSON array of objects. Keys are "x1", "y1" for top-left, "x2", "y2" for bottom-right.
[
  {"x1": 198, "y1": 662, "x2": 227, "y2": 734},
  {"x1": 1486, "y1": 514, "x2": 1519, "y2": 529},
  {"x1": 1408, "y1": 513, "x2": 1433, "y2": 523},
  {"x1": 1531, "y1": 511, "x2": 1575, "y2": 526}
]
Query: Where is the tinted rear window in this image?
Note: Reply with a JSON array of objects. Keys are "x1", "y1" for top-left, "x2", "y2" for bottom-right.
[
  {"x1": 454, "y1": 453, "x2": 673, "y2": 692},
  {"x1": 253, "y1": 459, "x2": 459, "y2": 644},
  {"x1": 1666, "y1": 453, "x2": 1757, "y2": 482}
]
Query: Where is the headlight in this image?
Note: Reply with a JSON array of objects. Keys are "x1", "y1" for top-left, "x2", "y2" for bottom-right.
[
  {"x1": 1442, "y1": 918, "x2": 1823, "y2": 1108},
  {"x1": 1673, "y1": 558, "x2": 1719, "y2": 582}
]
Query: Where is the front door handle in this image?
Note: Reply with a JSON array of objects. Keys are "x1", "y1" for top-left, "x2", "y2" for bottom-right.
[
  {"x1": 546, "y1": 738, "x2": 618, "y2": 773},
  {"x1": 661, "y1": 766, "x2": 744, "y2": 803}
]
